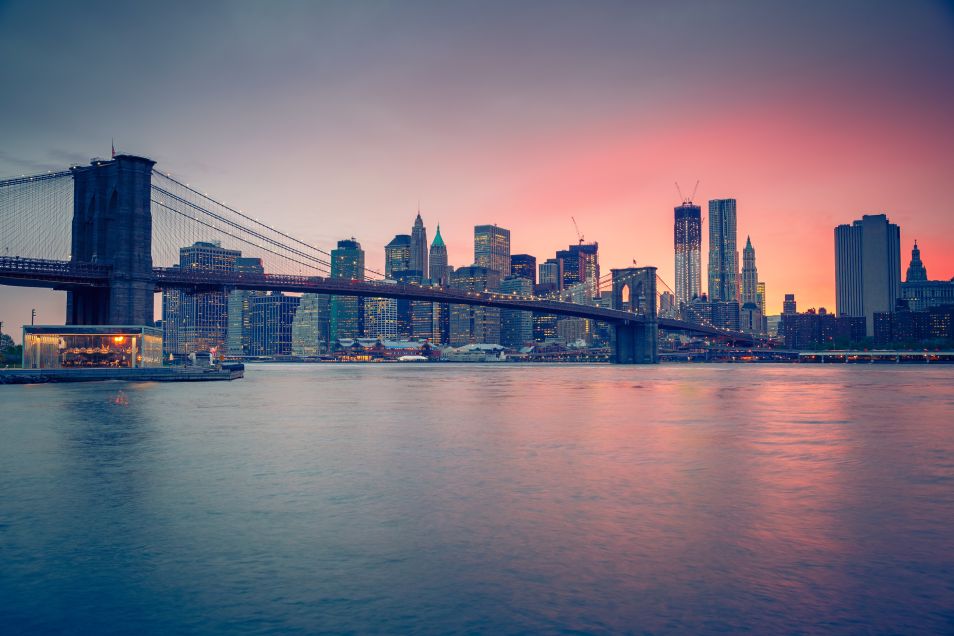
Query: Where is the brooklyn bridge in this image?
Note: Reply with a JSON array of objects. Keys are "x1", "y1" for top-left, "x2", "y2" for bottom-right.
[{"x1": 0, "y1": 154, "x2": 753, "y2": 363}]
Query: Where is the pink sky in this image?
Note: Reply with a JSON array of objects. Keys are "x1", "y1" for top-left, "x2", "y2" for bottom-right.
[{"x1": 1, "y1": 1, "x2": 953, "y2": 327}]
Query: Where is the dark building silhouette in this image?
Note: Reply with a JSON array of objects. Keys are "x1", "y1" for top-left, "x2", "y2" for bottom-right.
[
  {"x1": 510, "y1": 254, "x2": 537, "y2": 284},
  {"x1": 780, "y1": 309, "x2": 866, "y2": 349}
]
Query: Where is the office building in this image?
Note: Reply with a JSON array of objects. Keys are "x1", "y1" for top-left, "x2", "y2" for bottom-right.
[
  {"x1": 226, "y1": 257, "x2": 265, "y2": 356},
  {"x1": 674, "y1": 202, "x2": 702, "y2": 308},
  {"x1": 659, "y1": 291, "x2": 676, "y2": 319},
  {"x1": 291, "y1": 294, "x2": 331, "y2": 356},
  {"x1": 162, "y1": 241, "x2": 240, "y2": 356},
  {"x1": 449, "y1": 265, "x2": 501, "y2": 345},
  {"x1": 385, "y1": 234, "x2": 412, "y2": 278},
  {"x1": 556, "y1": 243, "x2": 600, "y2": 291},
  {"x1": 500, "y1": 275, "x2": 533, "y2": 348},
  {"x1": 783, "y1": 293, "x2": 797, "y2": 315},
  {"x1": 835, "y1": 213, "x2": 901, "y2": 335},
  {"x1": 510, "y1": 254, "x2": 537, "y2": 284},
  {"x1": 756, "y1": 281, "x2": 768, "y2": 334},
  {"x1": 539, "y1": 258, "x2": 563, "y2": 290},
  {"x1": 412, "y1": 297, "x2": 448, "y2": 343},
  {"x1": 429, "y1": 225, "x2": 449, "y2": 286},
  {"x1": 411, "y1": 212, "x2": 428, "y2": 279},
  {"x1": 248, "y1": 293, "x2": 300, "y2": 356},
  {"x1": 392, "y1": 269, "x2": 424, "y2": 337},
  {"x1": 330, "y1": 239, "x2": 365, "y2": 341},
  {"x1": 474, "y1": 224, "x2": 510, "y2": 275},
  {"x1": 364, "y1": 282, "x2": 400, "y2": 340},
  {"x1": 708, "y1": 198, "x2": 739, "y2": 303}
]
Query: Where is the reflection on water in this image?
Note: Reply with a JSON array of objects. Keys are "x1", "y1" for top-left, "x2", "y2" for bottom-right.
[{"x1": 1, "y1": 364, "x2": 953, "y2": 634}]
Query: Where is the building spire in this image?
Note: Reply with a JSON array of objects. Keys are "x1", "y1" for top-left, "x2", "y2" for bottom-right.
[
  {"x1": 906, "y1": 239, "x2": 928, "y2": 282},
  {"x1": 431, "y1": 223, "x2": 445, "y2": 247}
]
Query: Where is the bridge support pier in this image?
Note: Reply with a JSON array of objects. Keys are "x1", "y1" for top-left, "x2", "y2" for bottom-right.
[
  {"x1": 610, "y1": 266, "x2": 658, "y2": 363},
  {"x1": 67, "y1": 155, "x2": 156, "y2": 326},
  {"x1": 612, "y1": 322, "x2": 658, "y2": 364}
]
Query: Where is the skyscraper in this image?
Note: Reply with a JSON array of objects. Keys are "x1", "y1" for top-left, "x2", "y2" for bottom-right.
[
  {"x1": 449, "y1": 266, "x2": 501, "y2": 345},
  {"x1": 510, "y1": 254, "x2": 537, "y2": 284},
  {"x1": 708, "y1": 198, "x2": 739, "y2": 303},
  {"x1": 247, "y1": 293, "x2": 300, "y2": 356},
  {"x1": 162, "y1": 240, "x2": 240, "y2": 356},
  {"x1": 500, "y1": 275, "x2": 533, "y2": 348},
  {"x1": 410, "y1": 212, "x2": 428, "y2": 279},
  {"x1": 364, "y1": 283, "x2": 400, "y2": 340},
  {"x1": 226, "y1": 257, "x2": 265, "y2": 356},
  {"x1": 556, "y1": 243, "x2": 599, "y2": 292},
  {"x1": 674, "y1": 202, "x2": 702, "y2": 309},
  {"x1": 429, "y1": 225, "x2": 449, "y2": 286},
  {"x1": 291, "y1": 294, "x2": 331, "y2": 356},
  {"x1": 384, "y1": 234, "x2": 412, "y2": 278},
  {"x1": 906, "y1": 240, "x2": 927, "y2": 282},
  {"x1": 741, "y1": 236, "x2": 759, "y2": 306},
  {"x1": 538, "y1": 258, "x2": 563, "y2": 290},
  {"x1": 835, "y1": 214, "x2": 901, "y2": 335},
  {"x1": 330, "y1": 239, "x2": 365, "y2": 342},
  {"x1": 474, "y1": 224, "x2": 510, "y2": 275}
]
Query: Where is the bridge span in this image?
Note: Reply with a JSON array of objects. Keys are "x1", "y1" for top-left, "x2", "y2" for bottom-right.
[{"x1": 0, "y1": 155, "x2": 755, "y2": 363}]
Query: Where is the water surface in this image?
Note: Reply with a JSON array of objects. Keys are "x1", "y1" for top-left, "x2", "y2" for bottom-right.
[{"x1": 2, "y1": 364, "x2": 953, "y2": 634}]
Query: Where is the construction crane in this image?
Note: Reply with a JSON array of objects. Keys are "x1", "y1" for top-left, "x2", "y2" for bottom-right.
[
  {"x1": 675, "y1": 180, "x2": 700, "y2": 205},
  {"x1": 571, "y1": 216, "x2": 584, "y2": 245}
]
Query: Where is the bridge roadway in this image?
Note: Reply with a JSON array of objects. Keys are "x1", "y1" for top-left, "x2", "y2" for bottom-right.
[{"x1": 0, "y1": 256, "x2": 753, "y2": 342}]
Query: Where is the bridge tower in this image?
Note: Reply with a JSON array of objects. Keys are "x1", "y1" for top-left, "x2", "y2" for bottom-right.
[
  {"x1": 67, "y1": 155, "x2": 155, "y2": 325},
  {"x1": 610, "y1": 266, "x2": 658, "y2": 363}
]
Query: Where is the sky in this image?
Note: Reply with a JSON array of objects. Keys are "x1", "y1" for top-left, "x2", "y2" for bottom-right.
[{"x1": 1, "y1": 0, "x2": 953, "y2": 332}]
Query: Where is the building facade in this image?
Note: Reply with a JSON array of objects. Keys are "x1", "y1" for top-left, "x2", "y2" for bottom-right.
[
  {"x1": 835, "y1": 213, "x2": 901, "y2": 335},
  {"x1": 474, "y1": 224, "x2": 510, "y2": 275},
  {"x1": 708, "y1": 198, "x2": 739, "y2": 303},
  {"x1": 384, "y1": 234, "x2": 412, "y2": 278},
  {"x1": 900, "y1": 241, "x2": 954, "y2": 311},
  {"x1": 330, "y1": 239, "x2": 365, "y2": 341},
  {"x1": 162, "y1": 241, "x2": 240, "y2": 356},
  {"x1": 780, "y1": 309, "x2": 868, "y2": 349},
  {"x1": 783, "y1": 293, "x2": 797, "y2": 315},
  {"x1": 539, "y1": 258, "x2": 563, "y2": 290},
  {"x1": 510, "y1": 254, "x2": 537, "y2": 284},
  {"x1": 291, "y1": 294, "x2": 331, "y2": 356},
  {"x1": 226, "y1": 257, "x2": 265, "y2": 356},
  {"x1": 429, "y1": 225, "x2": 449, "y2": 286},
  {"x1": 874, "y1": 305, "x2": 954, "y2": 345},
  {"x1": 410, "y1": 212, "x2": 428, "y2": 279},
  {"x1": 674, "y1": 203, "x2": 702, "y2": 309},
  {"x1": 449, "y1": 265, "x2": 501, "y2": 345},
  {"x1": 247, "y1": 293, "x2": 300, "y2": 356},
  {"x1": 500, "y1": 275, "x2": 534, "y2": 348}
]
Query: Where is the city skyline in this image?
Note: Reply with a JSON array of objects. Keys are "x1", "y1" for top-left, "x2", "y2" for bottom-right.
[{"x1": 1, "y1": 1, "x2": 954, "y2": 330}]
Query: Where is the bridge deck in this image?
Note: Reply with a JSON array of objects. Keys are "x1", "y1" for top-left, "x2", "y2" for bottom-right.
[{"x1": 0, "y1": 257, "x2": 752, "y2": 342}]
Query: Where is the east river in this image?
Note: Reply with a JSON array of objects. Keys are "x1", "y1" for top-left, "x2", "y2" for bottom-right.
[{"x1": 2, "y1": 364, "x2": 953, "y2": 634}]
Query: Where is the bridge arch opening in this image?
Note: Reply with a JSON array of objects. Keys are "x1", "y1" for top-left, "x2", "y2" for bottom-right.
[{"x1": 620, "y1": 283, "x2": 630, "y2": 305}]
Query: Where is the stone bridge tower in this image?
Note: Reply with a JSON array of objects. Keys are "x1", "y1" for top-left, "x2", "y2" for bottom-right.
[
  {"x1": 610, "y1": 266, "x2": 658, "y2": 363},
  {"x1": 67, "y1": 155, "x2": 155, "y2": 325}
]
